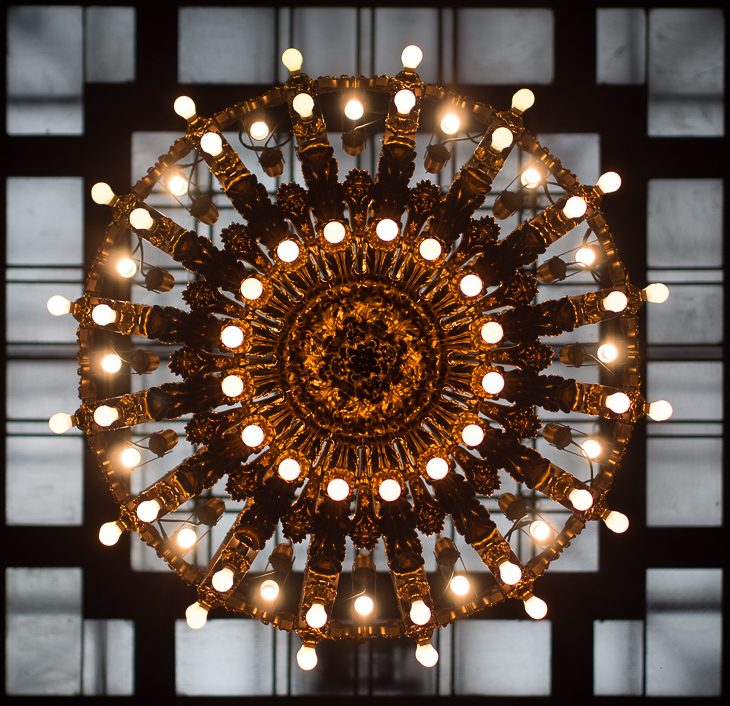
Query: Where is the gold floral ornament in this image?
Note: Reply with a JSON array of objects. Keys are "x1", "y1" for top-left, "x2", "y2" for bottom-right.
[{"x1": 48, "y1": 46, "x2": 672, "y2": 670}]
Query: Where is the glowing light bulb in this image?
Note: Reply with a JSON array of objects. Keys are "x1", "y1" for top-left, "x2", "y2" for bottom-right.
[
  {"x1": 305, "y1": 601, "x2": 327, "y2": 629},
  {"x1": 101, "y1": 353, "x2": 122, "y2": 373},
  {"x1": 606, "y1": 392, "x2": 631, "y2": 414},
  {"x1": 440, "y1": 113, "x2": 460, "y2": 135},
  {"x1": 117, "y1": 257, "x2": 137, "y2": 278},
  {"x1": 596, "y1": 171, "x2": 621, "y2": 194},
  {"x1": 521, "y1": 167, "x2": 542, "y2": 188},
  {"x1": 327, "y1": 478, "x2": 349, "y2": 501},
  {"x1": 499, "y1": 560, "x2": 522, "y2": 586},
  {"x1": 200, "y1": 132, "x2": 223, "y2": 156},
  {"x1": 394, "y1": 89, "x2": 416, "y2": 115},
  {"x1": 92, "y1": 304, "x2": 117, "y2": 326},
  {"x1": 450, "y1": 575, "x2": 470, "y2": 596},
  {"x1": 212, "y1": 567, "x2": 235, "y2": 592},
  {"x1": 511, "y1": 88, "x2": 535, "y2": 112},
  {"x1": 99, "y1": 521, "x2": 123, "y2": 546},
  {"x1": 529, "y1": 520, "x2": 553, "y2": 543},
  {"x1": 168, "y1": 175, "x2": 188, "y2": 196},
  {"x1": 221, "y1": 375, "x2": 244, "y2": 398},
  {"x1": 344, "y1": 99, "x2": 364, "y2": 121},
  {"x1": 604, "y1": 511, "x2": 629, "y2": 533},
  {"x1": 401, "y1": 44, "x2": 423, "y2": 69},
  {"x1": 120, "y1": 447, "x2": 141, "y2": 468},
  {"x1": 241, "y1": 424, "x2": 264, "y2": 447},
  {"x1": 48, "y1": 412, "x2": 73, "y2": 434},
  {"x1": 480, "y1": 321, "x2": 503, "y2": 344},
  {"x1": 136, "y1": 499, "x2": 161, "y2": 523},
  {"x1": 602, "y1": 291, "x2": 628, "y2": 313},
  {"x1": 220, "y1": 325, "x2": 244, "y2": 348},
  {"x1": 562, "y1": 196, "x2": 587, "y2": 219},
  {"x1": 378, "y1": 479, "x2": 402, "y2": 502},
  {"x1": 281, "y1": 48, "x2": 303, "y2": 73},
  {"x1": 93, "y1": 405, "x2": 119, "y2": 427},
  {"x1": 569, "y1": 488, "x2": 594, "y2": 511},
  {"x1": 324, "y1": 221, "x2": 346, "y2": 244},
  {"x1": 482, "y1": 371, "x2": 505, "y2": 395},
  {"x1": 461, "y1": 424, "x2": 484, "y2": 447},
  {"x1": 426, "y1": 457, "x2": 449, "y2": 480},
  {"x1": 177, "y1": 527, "x2": 197, "y2": 549},
  {"x1": 185, "y1": 602, "x2": 208, "y2": 629},
  {"x1": 91, "y1": 182, "x2": 115, "y2": 205},
  {"x1": 297, "y1": 645, "x2": 317, "y2": 671},
  {"x1": 277, "y1": 239, "x2": 300, "y2": 262},
  {"x1": 575, "y1": 247, "x2": 596, "y2": 266},
  {"x1": 409, "y1": 599, "x2": 431, "y2": 625},
  {"x1": 460, "y1": 274, "x2": 483, "y2": 297},
  {"x1": 524, "y1": 595, "x2": 548, "y2": 619},
  {"x1": 129, "y1": 208, "x2": 154, "y2": 230},
  {"x1": 240, "y1": 277, "x2": 263, "y2": 300},
  {"x1": 647, "y1": 400, "x2": 673, "y2": 421},
  {"x1": 249, "y1": 120, "x2": 268, "y2": 140},
  {"x1": 174, "y1": 96, "x2": 196, "y2": 120},
  {"x1": 260, "y1": 579, "x2": 280, "y2": 601},
  {"x1": 490, "y1": 126, "x2": 513, "y2": 152},
  {"x1": 376, "y1": 218, "x2": 399, "y2": 241},
  {"x1": 47, "y1": 295, "x2": 72, "y2": 316},
  {"x1": 354, "y1": 595, "x2": 374, "y2": 616},
  {"x1": 581, "y1": 439, "x2": 602, "y2": 459},
  {"x1": 419, "y1": 238, "x2": 442, "y2": 260},
  {"x1": 292, "y1": 93, "x2": 314, "y2": 119},
  {"x1": 597, "y1": 343, "x2": 618, "y2": 363},
  {"x1": 644, "y1": 283, "x2": 669, "y2": 303},
  {"x1": 415, "y1": 642, "x2": 439, "y2": 668},
  {"x1": 278, "y1": 458, "x2": 301, "y2": 482}
]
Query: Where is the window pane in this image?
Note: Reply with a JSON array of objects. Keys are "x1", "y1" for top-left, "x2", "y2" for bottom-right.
[
  {"x1": 647, "y1": 284, "x2": 723, "y2": 344},
  {"x1": 647, "y1": 362, "x2": 722, "y2": 421},
  {"x1": 83, "y1": 620, "x2": 135, "y2": 695},
  {"x1": 596, "y1": 9, "x2": 645, "y2": 85},
  {"x1": 536, "y1": 133, "x2": 600, "y2": 185},
  {"x1": 292, "y1": 8, "x2": 357, "y2": 77},
  {"x1": 85, "y1": 7, "x2": 136, "y2": 83},
  {"x1": 593, "y1": 620, "x2": 644, "y2": 695},
  {"x1": 6, "y1": 283, "x2": 80, "y2": 344}
]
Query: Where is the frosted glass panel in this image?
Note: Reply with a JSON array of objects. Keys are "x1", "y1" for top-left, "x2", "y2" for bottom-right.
[
  {"x1": 593, "y1": 620, "x2": 644, "y2": 695},
  {"x1": 596, "y1": 9, "x2": 645, "y2": 85},
  {"x1": 6, "y1": 283, "x2": 80, "y2": 343},
  {"x1": 647, "y1": 362, "x2": 722, "y2": 421},
  {"x1": 647, "y1": 284, "x2": 723, "y2": 344},
  {"x1": 6, "y1": 360, "x2": 80, "y2": 420},
  {"x1": 292, "y1": 8, "x2": 357, "y2": 77},
  {"x1": 536, "y1": 134, "x2": 600, "y2": 186},
  {"x1": 85, "y1": 7, "x2": 136, "y2": 83},
  {"x1": 83, "y1": 620, "x2": 135, "y2": 695}
]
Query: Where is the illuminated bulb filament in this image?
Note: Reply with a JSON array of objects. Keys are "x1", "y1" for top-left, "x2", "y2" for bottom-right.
[
  {"x1": 449, "y1": 575, "x2": 470, "y2": 596},
  {"x1": 461, "y1": 424, "x2": 484, "y2": 447},
  {"x1": 327, "y1": 478, "x2": 350, "y2": 501},
  {"x1": 221, "y1": 375, "x2": 245, "y2": 398},
  {"x1": 241, "y1": 424, "x2": 265, "y2": 447},
  {"x1": 376, "y1": 219, "x2": 399, "y2": 241},
  {"x1": 482, "y1": 371, "x2": 505, "y2": 395},
  {"x1": 220, "y1": 325, "x2": 244, "y2": 349},
  {"x1": 278, "y1": 458, "x2": 302, "y2": 482},
  {"x1": 419, "y1": 238, "x2": 442, "y2": 261},
  {"x1": 249, "y1": 121, "x2": 269, "y2": 140},
  {"x1": 575, "y1": 247, "x2": 596, "y2": 266},
  {"x1": 521, "y1": 168, "x2": 542, "y2": 188},
  {"x1": 354, "y1": 595, "x2": 374, "y2": 616},
  {"x1": 168, "y1": 175, "x2": 188, "y2": 196},
  {"x1": 597, "y1": 343, "x2": 618, "y2": 363},
  {"x1": 120, "y1": 447, "x2": 141, "y2": 468},
  {"x1": 426, "y1": 457, "x2": 449, "y2": 480},
  {"x1": 240, "y1": 277, "x2": 263, "y2": 300},
  {"x1": 378, "y1": 479, "x2": 402, "y2": 502},
  {"x1": 480, "y1": 321, "x2": 503, "y2": 344},
  {"x1": 440, "y1": 113, "x2": 460, "y2": 135},
  {"x1": 116, "y1": 258, "x2": 137, "y2": 278},
  {"x1": 344, "y1": 100, "x2": 364, "y2": 121},
  {"x1": 176, "y1": 527, "x2": 197, "y2": 549},
  {"x1": 277, "y1": 239, "x2": 300, "y2": 262},
  {"x1": 260, "y1": 579, "x2": 280, "y2": 601},
  {"x1": 460, "y1": 274, "x2": 483, "y2": 297},
  {"x1": 101, "y1": 353, "x2": 122, "y2": 373},
  {"x1": 529, "y1": 519, "x2": 553, "y2": 543},
  {"x1": 324, "y1": 221, "x2": 346, "y2": 244},
  {"x1": 581, "y1": 439, "x2": 602, "y2": 459}
]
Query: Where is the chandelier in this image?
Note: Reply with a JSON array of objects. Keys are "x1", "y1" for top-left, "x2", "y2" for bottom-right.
[{"x1": 47, "y1": 46, "x2": 671, "y2": 671}]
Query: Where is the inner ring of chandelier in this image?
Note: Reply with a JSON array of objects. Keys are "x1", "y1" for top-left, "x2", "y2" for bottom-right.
[{"x1": 281, "y1": 281, "x2": 444, "y2": 440}]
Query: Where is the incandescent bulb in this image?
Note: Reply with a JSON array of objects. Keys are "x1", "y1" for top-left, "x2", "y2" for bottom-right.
[
  {"x1": 606, "y1": 392, "x2": 631, "y2": 414},
  {"x1": 597, "y1": 343, "x2": 618, "y2": 363},
  {"x1": 394, "y1": 89, "x2": 416, "y2": 115},
  {"x1": 91, "y1": 182, "x2": 115, "y2": 205},
  {"x1": 102, "y1": 353, "x2": 122, "y2": 373},
  {"x1": 281, "y1": 48, "x2": 303, "y2": 73},
  {"x1": 93, "y1": 405, "x2": 119, "y2": 427},
  {"x1": 306, "y1": 601, "x2": 328, "y2": 629},
  {"x1": 292, "y1": 93, "x2": 315, "y2": 119},
  {"x1": 49, "y1": 412, "x2": 73, "y2": 434},
  {"x1": 604, "y1": 510, "x2": 629, "y2": 533},
  {"x1": 409, "y1": 599, "x2": 431, "y2": 625},
  {"x1": 440, "y1": 113, "x2": 460, "y2": 135},
  {"x1": 482, "y1": 371, "x2": 505, "y2": 395},
  {"x1": 185, "y1": 602, "x2": 208, "y2": 630},
  {"x1": 177, "y1": 527, "x2": 197, "y2": 549},
  {"x1": 647, "y1": 400, "x2": 673, "y2": 421},
  {"x1": 562, "y1": 196, "x2": 587, "y2": 219},
  {"x1": 419, "y1": 238, "x2": 441, "y2": 260},
  {"x1": 221, "y1": 375, "x2": 244, "y2": 397},
  {"x1": 461, "y1": 424, "x2": 484, "y2": 447},
  {"x1": 327, "y1": 478, "x2": 349, "y2": 501},
  {"x1": 324, "y1": 221, "x2": 346, "y2": 244},
  {"x1": 490, "y1": 126, "x2": 513, "y2": 152},
  {"x1": 240, "y1": 277, "x2": 263, "y2": 300},
  {"x1": 241, "y1": 424, "x2": 264, "y2": 447},
  {"x1": 249, "y1": 120, "x2": 269, "y2": 140},
  {"x1": 450, "y1": 574, "x2": 470, "y2": 596},
  {"x1": 644, "y1": 282, "x2": 669, "y2": 303},
  {"x1": 120, "y1": 447, "x2": 141, "y2": 468},
  {"x1": 376, "y1": 218, "x2": 399, "y2": 241},
  {"x1": 220, "y1": 325, "x2": 244, "y2": 348},
  {"x1": 529, "y1": 520, "x2": 553, "y2": 543},
  {"x1": 129, "y1": 208, "x2": 154, "y2": 230},
  {"x1": 499, "y1": 560, "x2": 522, "y2": 586},
  {"x1": 354, "y1": 595, "x2": 374, "y2": 616},
  {"x1": 378, "y1": 479, "x2": 402, "y2": 502},
  {"x1": 92, "y1": 304, "x2": 117, "y2": 326},
  {"x1": 426, "y1": 457, "x2": 449, "y2": 480},
  {"x1": 460, "y1": 274, "x2": 483, "y2": 297},
  {"x1": 344, "y1": 99, "x2": 364, "y2": 121},
  {"x1": 602, "y1": 291, "x2": 628, "y2": 313},
  {"x1": 415, "y1": 642, "x2": 439, "y2": 668},
  {"x1": 596, "y1": 171, "x2": 621, "y2": 194},
  {"x1": 277, "y1": 239, "x2": 300, "y2": 262},
  {"x1": 99, "y1": 521, "x2": 123, "y2": 546},
  {"x1": 569, "y1": 488, "x2": 594, "y2": 511},
  {"x1": 212, "y1": 567, "x2": 235, "y2": 592},
  {"x1": 524, "y1": 595, "x2": 548, "y2": 619},
  {"x1": 116, "y1": 257, "x2": 137, "y2": 278},
  {"x1": 174, "y1": 96, "x2": 196, "y2": 120},
  {"x1": 581, "y1": 439, "x2": 602, "y2": 459},
  {"x1": 480, "y1": 321, "x2": 503, "y2": 344},
  {"x1": 168, "y1": 175, "x2": 188, "y2": 196},
  {"x1": 47, "y1": 295, "x2": 72, "y2": 316},
  {"x1": 278, "y1": 458, "x2": 302, "y2": 481},
  {"x1": 136, "y1": 499, "x2": 161, "y2": 523},
  {"x1": 260, "y1": 579, "x2": 280, "y2": 601},
  {"x1": 401, "y1": 45, "x2": 423, "y2": 70},
  {"x1": 521, "y1": 167, "x2": 542, "y2": 188},
  {"x1": 200, "y1": 132, "x2": 223, "y2": 156},
  {"x1": 575, "y1": 247, "x2": 596, "y2": 266},
  {"x1": 511, "y1": 88, "x2": 535, "y2": 112},
  {"x1": 297, "y1": 645, "x2": 317, "y2": 671}
]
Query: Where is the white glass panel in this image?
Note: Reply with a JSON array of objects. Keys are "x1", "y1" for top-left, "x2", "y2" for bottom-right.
[
  {"x1": 292, "y1": 8, "x2": 357, "y2": 77},
  {"x1": 82, "y1": 620, "x2": 135, "y2": 695},
  {"x1": 85, "y1": 7, "x2": 136, "y2": 83},
  {"x1": 6, "y1": 283, "x2": 80, "y2": 343},
  {"x1": 6, "y1": 360, "x2": 80, "y2": 420},
  {"x1": 536, "y1": 134, "x2": 600, "y2": 186},
  {"x1": 596, "y1": 9, "x2": 646, "y2": 85},
  {"x1": 593, "y1": 620, "x2": 644, "y2": 695},
  {"x1": 647, "y1": 362, "x2": 722, "y2": 421},
  {"x1": 647, "y1": 284, "x2": 723, "y2": 344}
]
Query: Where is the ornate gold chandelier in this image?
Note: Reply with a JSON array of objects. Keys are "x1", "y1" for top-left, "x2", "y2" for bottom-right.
[{"x1": 47, "y1": 46, "x2": 671, "y2": 671}]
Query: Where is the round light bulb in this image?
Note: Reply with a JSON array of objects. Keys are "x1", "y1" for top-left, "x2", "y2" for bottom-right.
[
  {"x1": 602, "y1": 291, "x2": 628, "y2": 313},
  {"x1": 327, "y1": 478, "x2": 349, "y2": 501},
  {"x1": 569, "y1": 488, "x2": 594, "y2": 511},
  {"x1": 581, "y1": 439, "x2": 602, "y2": 459},
  {"x1": 480, "y1": 321, "x2": 503, "y2": 344},
  {"x1": 648, "y1": 400, "x2": 673, "y2": 421},
  {"x1": 220, "y1": 325, "x2": 244, "y2": 349},
  {"x1": 482, "y1": 371, "x2": 505, "y2": 395},
  {"x1": 324, "y1": 221, "x2": 346, "y2": 244},
  {"x1": 596, "y1": 171, "x2": 621, "y2": 194},
  {"x1": 606, "y1": 392, "x2": 631, "y2": 414},
  {"x1": 529, "y1": 520, "x2": 553, "y2": 543},
  {"x1": 277, "y1": 239, "x2": 300, "y2": 262},
  {"x1": 524, "y1": 595, "x2": 548, "y2": 620},
  {"x1": 511, "y1": 88, "x2": 535, "y2": 112},
  {"x1": 93, "y1": 405, "x2": 119, "y2": 427},
  {"x1": 278, "y1": 458, "x2": 302, "y2": 482},
  {"x1": 490, "y1": 126, "x2": 513, "y2": 152},
  {"x1": 221, "y1": 375, "x2": 244, "y2": 398},
  {"x1": 136, "y1": 499, "x2": 161, "y2": 523},
  {"x1": 260, "y1": 579, "x2": 280, "y2": 601},
  {"x1": 378, "y1": 479, "x2": 402, "y2": 502},
  {"x1": 440, "y1": 113, "x2": 460, "y2": 135},
  {"x1": 120, "y1": 447, "x2": 141, "y2": 468},
  {"x1": 394, "y1": 89, "x2": 416, "y2": 115},
  {"x1": 249, "y1": 120, "x2": 269, "y2": 140},
  {"x1": 292, "y1": 93, "x2": 314, "y2": 119},
  {"x1": 415, "y1": 643, "x2": 439, "y2": 668},
  {"x1": 98, "y1": 521, "x2": 123, "y2": 546},
  {"x1": 354, "y1": 595, "x2": 374, "y2": 616},
  {"x1": 116, "y1": 257, "x2": 137, "y2": 278},
  {"x1": 305, "y1": 601, "x2": 328, "y2": 629},
  {"x1": 174, "y1": 96, "x2": 196, "y2": 120},
  {"x1": 597, "y1": 343, "x2": 618, "y2": 363},
  {"x1": 91, "y1": 182, "x2": 115, "y2": 205},
  {"x1": 344, "y1": 99, "x2": 364, "y2": 121},
  {"x1": 241, "y1": 424, "x2": 265, "y2": 448},
  {"x1": 281, "y1": 48, "x2": 303, "y2": 73},
  {"x1": 521, "y1": 167, "x2": 542, "y2": 189},
  {"x1": 461, "y1": 424, "x2": 484, "y2": 447},
  {"x1": 575, "y1": 247, "x2": 596, "y2": 266},
  {"x1": 240, "y1": 277, "x2": 263, "y2": 300},
  {"x1": 129, "y1": 208, "x2": 154, "y2": 230},
  {"x1": 562, "y1": 196, "x2": 587, "y2": 219},
  {"x1": 296, "y1": 645, "x2": 317, "y2": 671},
  {"x1": 401, "y1": 44, "x2": 423, "y2": 69},
  {"x1": 376, "y1": 219, "x2": 399, "y2": 241},
  {"x1": 419, "y1": 238, "x2": 442, "y2": 261},
  {"x1": 450, "y1": 574, "x2": 470, "y2": 596},
  {"x1": 200, "y1": 132, "x2": 223, "y2": 156},
  {"x1": 426, "y1": 457, "x2": 449, "y2": 480},
  {"x1": 185, "y1": 602, "x2": 208, "y2": 630},
  {"x1": 92, "y1": 304, "x2": 117, "y2": 326},
  {"x1": 212, "y1": 567, "x2": 235, "y2": 592},
  {"x1": 499, "y1": 560, "x2": 522, "y2": 586},
  {"x1": 47, "y1": 295, "x2": 72, "y2": 316},
  {"x1": 177, "y1": 527, "x2": 197, "y2": 549},
  {"x1": 460, "y1": 274, "x2": 483, "y2": 297},
  {"x1": 48, "y1": 412, "x2": 73, "y2": 434},
  {"x1": 644, "y1": 283, "x2": 669, "y2": 303},
  {"x1": 604, "y1": 510, "x2": 629, "y2": 533},
  {"x1": 409, "y1": 599, "x2": 431, "y2": 626},
  {"x1": 168, "y1": 175, "x2": 188, "y2": 196},
  {"x1": 101, "y1": 353, "x2": 122, "y2": 373}
]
